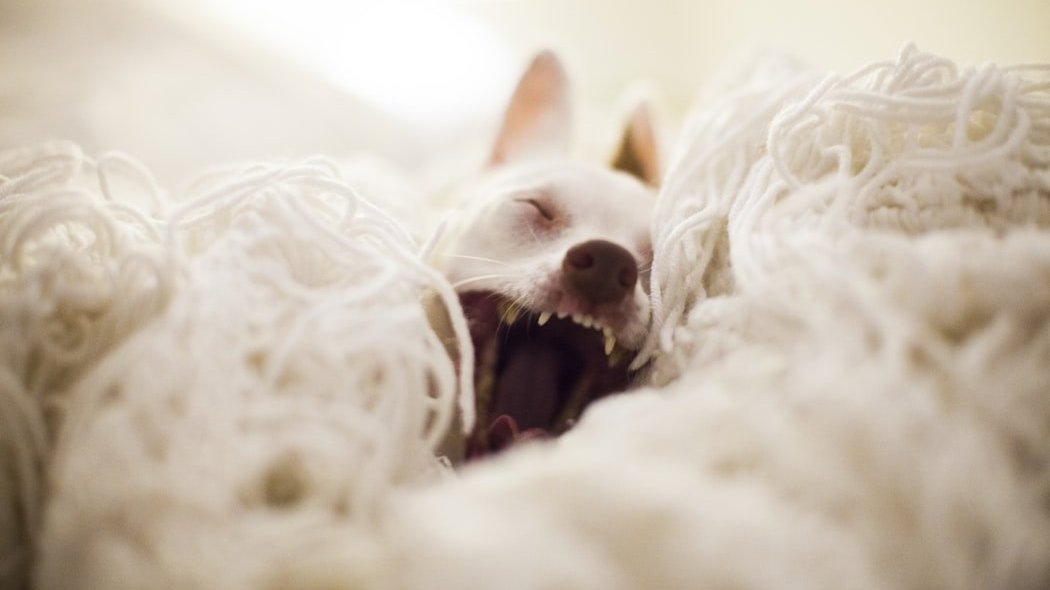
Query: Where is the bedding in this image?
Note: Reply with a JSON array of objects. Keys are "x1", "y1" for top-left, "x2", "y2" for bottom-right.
[{"x1": 2, "y1": 45, "x2": 1049, "y2": 589}]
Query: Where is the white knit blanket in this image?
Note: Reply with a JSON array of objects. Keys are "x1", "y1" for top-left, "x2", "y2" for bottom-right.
[{"x1": 2, "y1": 46, "x2": 1049, "y2": 590}]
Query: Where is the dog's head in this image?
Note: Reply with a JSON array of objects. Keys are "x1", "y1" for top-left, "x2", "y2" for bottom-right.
[{"x1": 436, "y1": 51, "x2": 659, "y2": 457}]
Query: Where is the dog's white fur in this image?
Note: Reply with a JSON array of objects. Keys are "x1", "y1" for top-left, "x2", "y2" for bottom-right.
[{"x1": 433, "y1": 51, "x2": 659, "y2": 350}]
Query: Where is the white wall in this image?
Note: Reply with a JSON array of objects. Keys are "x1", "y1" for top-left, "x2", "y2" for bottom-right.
[{"x1": 2, "y1": 0, "x2": 1046, "y2": 181}]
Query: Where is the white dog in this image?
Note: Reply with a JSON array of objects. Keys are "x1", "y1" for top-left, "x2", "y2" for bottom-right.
[{"x1": 432, "y1": 51, "x2": 660, "y2": 458}]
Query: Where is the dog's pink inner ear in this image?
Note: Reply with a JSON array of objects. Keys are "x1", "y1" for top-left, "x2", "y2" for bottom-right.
[
  {"x1": 489, "y1": 50, "x2": 572, "y2": 167},
  {"x1": 611, "y1": 103, "x2": 661, "y2": 187}
]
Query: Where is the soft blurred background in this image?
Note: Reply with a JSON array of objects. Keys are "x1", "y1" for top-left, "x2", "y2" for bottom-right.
[{"x1": 1, "y1": 0, "x2": 1048, "y2": 185}]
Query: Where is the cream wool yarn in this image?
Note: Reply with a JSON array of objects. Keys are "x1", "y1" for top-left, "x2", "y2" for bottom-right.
[
  {"x1": 0, "y1": 44, "x2": 1047, "y2": 589},
  {"x1": 0, "y1": 143, "x2": 176, "y2": 589},
  {"x1": 639, "y1": 44, "x2": 1050, "y2": 370},
  {"x1": 0, "y1": 143, "x2": 472, "y2": 589}
]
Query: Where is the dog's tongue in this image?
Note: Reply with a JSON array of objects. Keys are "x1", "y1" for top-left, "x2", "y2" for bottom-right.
[{"x1": 490, "y1": 340, "x2": 564, "y2": 432}]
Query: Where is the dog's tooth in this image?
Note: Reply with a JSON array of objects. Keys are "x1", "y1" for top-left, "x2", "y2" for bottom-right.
[
  {"x1": 557, "y1": 311, "x2": 567, "y2": 319},
  {"x1": 604, "y1": 332, "x2": 616, "y2": 355},
  {"x1": 572, "y1": 314, "x2": 582, "y2": 325},
  {"x1": 607, "y1": 346, "x2": 626, "y2": 367},
  {"x1": 538, "y1": 311, "x2": 552, "y2": 326}
]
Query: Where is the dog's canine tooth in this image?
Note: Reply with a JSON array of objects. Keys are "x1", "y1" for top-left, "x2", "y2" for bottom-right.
[
  {"x1": 538, "y1": 311, "x2": 552, "y2": 326},
  {"x1": 604, "y1": 331, "x2": 616, "y2": 355}
]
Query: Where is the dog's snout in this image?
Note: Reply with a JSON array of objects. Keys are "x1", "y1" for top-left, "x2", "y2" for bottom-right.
[{"x1": 562, "y1": 239, "x2": 638, "y2": 305}]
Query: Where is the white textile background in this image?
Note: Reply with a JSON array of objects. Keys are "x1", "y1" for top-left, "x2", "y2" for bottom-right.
[{"x1": 1, "y1": 46, "x2": 1048, "y2": 589}]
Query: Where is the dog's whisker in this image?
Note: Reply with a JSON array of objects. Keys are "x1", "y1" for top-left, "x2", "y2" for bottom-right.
[
  {"x1": 451, "y1": 274, "x2": 516, "y2": 289},
  {"x1": 436, "y1": 253, "x2": 511, "y2": 266},
  {"x1": 509, "y1": 293, "x2": 532, "y2": 313},
  {"x1": 526, "y1": 224, "x2": 544, "y2": 248},
  {"x1": 494, "y1": 299, "x2": 522, "y2": 338},
  {"x1": 507, "y1": 293, "x2": 535, "y2": 336}
]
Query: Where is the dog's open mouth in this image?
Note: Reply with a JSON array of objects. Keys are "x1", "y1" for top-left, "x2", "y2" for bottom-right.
[{"x1": 460, "y1": 290, "x2": 637, "y2": 458}]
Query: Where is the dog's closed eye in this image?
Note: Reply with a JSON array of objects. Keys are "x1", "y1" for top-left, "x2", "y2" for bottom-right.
[{"x1": 514, "y1": 196, "x2": 557, "y2": 223}]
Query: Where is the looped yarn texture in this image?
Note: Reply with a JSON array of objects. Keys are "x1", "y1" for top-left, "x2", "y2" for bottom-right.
[
  {"x1": 2, "y1": 44, "x2": 1049, "y2": 590},
  {"x1": 640, "y1": 44, "x2": 1050, "y2": 370},
  {"x1": 0, "y1": 142, "x2": 472, "y2": 589}
]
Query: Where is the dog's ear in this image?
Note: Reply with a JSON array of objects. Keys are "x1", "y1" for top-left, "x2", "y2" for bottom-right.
[
  {"x1": 489, "y1": 51, "x2": 571, "y2": 166},
  {"x1": 611, "y1": 102, "x2": 660, "y2": 186}
]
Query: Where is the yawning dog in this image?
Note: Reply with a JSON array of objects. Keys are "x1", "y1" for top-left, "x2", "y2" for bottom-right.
[{"x1": 432, "y1": 51, "x2": 660, "y2": 460}]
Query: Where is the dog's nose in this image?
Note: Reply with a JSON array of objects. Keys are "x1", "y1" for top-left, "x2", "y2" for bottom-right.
[{"x1": 562, "y1": 239, "x2": 638, "y2": 306}]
